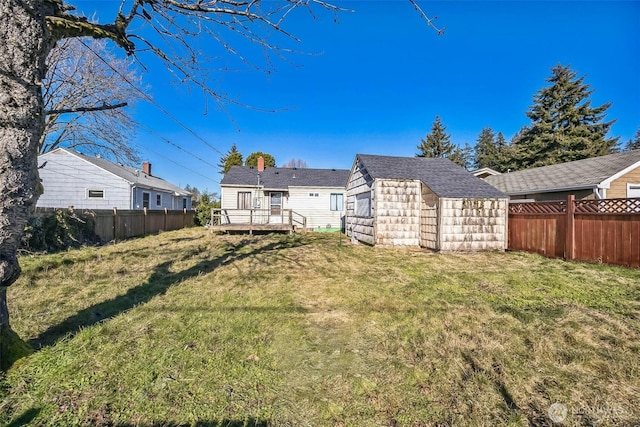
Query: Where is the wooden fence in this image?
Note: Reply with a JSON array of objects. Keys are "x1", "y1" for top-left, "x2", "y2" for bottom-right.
[
  {"x1": 508, "y1": 196, "x2": 640, "y2": 268},
  {"x1": 35, "y1": 207, "x2": 194, "y2": 242}
]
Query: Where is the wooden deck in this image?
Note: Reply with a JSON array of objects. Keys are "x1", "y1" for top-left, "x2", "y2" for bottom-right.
[
  {"x1": 209, "y1": 223, "x2": 295, "y2": 234},
  {"x1": 209, "y1": 208, "x2": 306, "y2": 234}
]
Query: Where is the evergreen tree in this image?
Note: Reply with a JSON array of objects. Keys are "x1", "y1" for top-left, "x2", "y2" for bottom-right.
[
  {"x1": 417, "y1": 116, "x2": 456, "y2": 158},
  {"x1": 245, "y1": 152, "x2": 276, "y2": 168},
  {"x1": 218, "y1": 143, "x2": 243, "y2": 174},
  {"x1": 514, "y1": 64, "x2": 618, "y2": 169},
  {"x1": 417, "y1": 116, "x2": 470, "y2": 168},
  {"x1": 624, "y1": 128, "x2": 640, "y2": 151},
  {"x1": 473, "y1": 127, "x2": 501, "y2": 171},
  {"x1": 449, "y1": 143, "x2": 473, "y2": 170}
]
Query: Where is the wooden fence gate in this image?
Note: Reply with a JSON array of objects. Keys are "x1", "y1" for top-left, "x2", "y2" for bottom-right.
[{"x1": 509, "y1": 196, "x2": 640, "y2": 268}]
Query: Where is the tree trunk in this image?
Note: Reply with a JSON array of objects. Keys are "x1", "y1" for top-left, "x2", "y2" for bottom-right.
[{"x1": 1, "y1": 0, "x2": 52, "y2": 368}]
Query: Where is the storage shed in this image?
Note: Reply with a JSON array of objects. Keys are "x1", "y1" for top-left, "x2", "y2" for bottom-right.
[{"x1": 346, "y1": 154, "x2": 509, "y2": 251}]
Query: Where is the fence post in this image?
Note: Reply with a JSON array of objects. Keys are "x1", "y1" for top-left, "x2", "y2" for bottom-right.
[
  {"x1": 565, "y1": 195, "x2": 575, "y2": 260},
  {"x1": 113, "y1": 207, "x2": 118, "y2": 242},
  {"x1": 164, "y1": 208, "x2": 168, "y2": 232}
]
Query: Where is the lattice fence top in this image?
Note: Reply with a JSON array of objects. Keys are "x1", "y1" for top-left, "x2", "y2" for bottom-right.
[
  {"x1": 575, "y1": 198, "x2": 640, "y2": 214},
  {"x1": 509, "y1": 201, "x2": 567, "y2": 214},
  {"x1": 509, "y1": 198, "x2": 640, "y2": 214}
]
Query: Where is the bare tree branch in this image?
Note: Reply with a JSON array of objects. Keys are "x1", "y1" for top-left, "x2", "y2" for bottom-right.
[
  {"x1": 46, "y1": 102, "x2": 128, "y2": 115},
  {"x1": 41, "y1": 37, "x2": 144, "y2": 164}
]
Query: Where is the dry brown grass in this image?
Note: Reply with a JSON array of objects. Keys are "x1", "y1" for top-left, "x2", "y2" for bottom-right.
[{"x1": 1, "y1": 228, "x2": 639, "y2": 426}]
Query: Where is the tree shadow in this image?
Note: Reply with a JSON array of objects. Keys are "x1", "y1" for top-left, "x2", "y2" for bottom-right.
[
  {"x1": 6, "y1": 408, "x2": 41, "y2": 427},
  {"x1": 113, "y1": 419, "x2": 269, "y2": 427},
  {"x1": 29, "y1": 236, "x2": 307, "y2": 349}
]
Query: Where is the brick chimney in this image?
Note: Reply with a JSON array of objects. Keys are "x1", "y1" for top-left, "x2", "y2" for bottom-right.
[
  {"x1": 257, "y1": 156, "x2": 265, "y2": 172},
  {"x1": 142, "y1": 161, "x2": 151, "y2": 176}
]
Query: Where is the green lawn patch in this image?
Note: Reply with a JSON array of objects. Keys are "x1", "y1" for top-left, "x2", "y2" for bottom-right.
[{"x1": 2, "y1": 229, "x2": 639, "y2": 426}]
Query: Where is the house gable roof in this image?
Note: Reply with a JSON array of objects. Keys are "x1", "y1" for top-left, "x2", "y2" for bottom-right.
[
  {"x1": 42, "y1": 148, "x2": 191, "y2": 196},
  {"x1": 221, "y1": 166, "x2": 350, "y2": 190},
  {"x1": 355, "y1": 154, "x2": 507, "y2": 198},
  {"x1": 484, "y1": 150, "x2": 640, "y2": 195}
]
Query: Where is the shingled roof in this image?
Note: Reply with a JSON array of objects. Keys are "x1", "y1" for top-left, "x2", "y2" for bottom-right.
[
  {"x1": 356, "y1": 154, "x2": 507, "y2": 198},
  {"x1": 221, "y1": 165, "x2": 350, "y2": 190},
  {"x1": 45, "y1": 148, "x2": 191, "y2": 196},
  {"x1": 485, "y1": 150, "x2": 640, "y2": 195}
]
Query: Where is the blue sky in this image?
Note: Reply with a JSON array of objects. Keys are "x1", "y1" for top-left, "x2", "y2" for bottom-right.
[{"x1": 76, "y1": 1, "x2": 639, "y2": 194}]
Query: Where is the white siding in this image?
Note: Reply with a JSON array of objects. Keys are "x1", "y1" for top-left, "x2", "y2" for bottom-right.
[
  {"x1": 287, "y1": 186, "x2": 345, "y2": 229},
  {"x1": 132, "y1": 187, "x2": 187, "y2": 211},
  {"x1": 37, "y1": 150, "x2": 131, "y2": 209},
  {"x1": 220, "y1": 185, "x2": 262, "y2": 224},
  {"x1": 345, "y1": 159, "x2": 375, "y2": 244}
]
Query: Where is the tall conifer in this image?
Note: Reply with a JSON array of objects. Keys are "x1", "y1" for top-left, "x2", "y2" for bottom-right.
[{"x1": 514, "y1": 64, "x2": 617, "y2": 169}]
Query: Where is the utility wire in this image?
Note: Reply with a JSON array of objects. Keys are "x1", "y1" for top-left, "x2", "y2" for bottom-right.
[{"x1": 78, "y1": 39, "x2": 226, "y2": 158}]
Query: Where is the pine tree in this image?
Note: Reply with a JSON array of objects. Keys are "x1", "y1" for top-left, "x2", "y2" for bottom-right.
[
  {"x1": 218, "y1": 143, "x2": 243, "y2": 174},
  {"x1": 514, "y1": 64, "x2": 618, "y2": 169},
  {"x1": 473, "y1": 127, "x2": 501, "y2": 171},
  {"x1": 624, "y1": 128, "x2": 640, "y2": 151},
  {"x1": 449, "y1": 143, "x2": 473, "y2": 170},
  {"x1": 417, "y1": 116, "x2": 456, "y2": 158}
]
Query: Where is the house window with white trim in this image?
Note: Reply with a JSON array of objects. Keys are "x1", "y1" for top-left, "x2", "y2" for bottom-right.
[
  {"x1": 88, "y1": 189, "x2": 104, "y2": 198},
  {"x1": 238, "y1": 192, "x2": 251, "y2": 209},
  {"x1": 627, "y1": 183, "x2": 640, "y2": 198},
  {"x1": 143, "y1": 192, "x2": 150, "y2": 209},
  {"x1": 156, "y1": 194, "x2": 162, "y2": 206},
  {"x1": 330, "y1": 193, "x2": 344, "y2": 211}
]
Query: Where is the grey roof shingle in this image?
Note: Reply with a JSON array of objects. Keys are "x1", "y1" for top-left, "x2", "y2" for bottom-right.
[
  {"x1": 63, "y1": 149, "x2": 190, "y2": 195},
  {"x1": 485, "y1": 150, "x2": 640, "y2": 195},
  {"x1": 356, "y1": 154, "x2": 507, "y2": 198},
  {"x1": 221, "y1": 166, "x2": 350, "y2": 189}
]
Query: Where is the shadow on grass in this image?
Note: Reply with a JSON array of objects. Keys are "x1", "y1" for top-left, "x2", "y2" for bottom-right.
[
  {"x1": 6, "y1": 408, "x2": 41, "y2": 427},
  {"x1": 29, "y1": 236, "x2": 307, "y2": 349},
  {"x1": 114, "y1": 420, "x2": 268, "y2": 427}
]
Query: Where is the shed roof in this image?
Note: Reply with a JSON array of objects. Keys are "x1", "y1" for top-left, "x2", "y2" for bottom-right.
[
  {"x1": 355, "y1": 154, "x2": 507, "y2": 198},
  {"x1": 484, "y1": 150, "x2": 640, "y2": 195},
  {"x1": 41, "y1": 148, "x2": 191, "y2": 196},
  {"x1": 221, "y1": 165, "x2": 350, "y2": 190}
]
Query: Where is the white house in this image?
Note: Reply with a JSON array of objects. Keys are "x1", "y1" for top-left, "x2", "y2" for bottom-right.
[
  {"x1": 220, "y1": 158, "x2": 349, "y2": 231},
  {"x1": 37, "y1": 148, "x2": 192, "y2": 210}
]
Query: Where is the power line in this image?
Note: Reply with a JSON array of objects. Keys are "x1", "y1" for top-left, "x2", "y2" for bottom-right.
[
  {"x1": 129, "y1": 139, "x2": 220, "y2": 186},
  {"x1": 78, "y1": 39, "x2": 226, "y2": 158}
]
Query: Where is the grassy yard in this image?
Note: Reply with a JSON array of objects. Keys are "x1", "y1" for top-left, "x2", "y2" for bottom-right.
[{"x1": 1, "y1": 228, "x2": 639, "y2": 426}]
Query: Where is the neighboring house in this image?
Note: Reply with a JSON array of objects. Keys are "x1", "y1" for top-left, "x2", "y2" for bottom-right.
[
  {"x1": 346, "y1": 154, "x2": 508, "y2": 251},
  {"x1": 485, "y1": 150, "x2": 640, "y2": 201},
  {"x1": 220, "y1": 159, "x2": 350, "y2": 230},
  {"x1": 471, "y1": 167, "x2": 501, "y2": 179},
  {"x1": 37, "y1": 148, "x2": 192, "y2": 210}
]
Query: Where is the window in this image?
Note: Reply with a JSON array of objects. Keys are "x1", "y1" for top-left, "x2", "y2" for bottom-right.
[
  {"x1": 88, "y1": 189, "x2": 104, "y2": 198},
  {"x1": 330, "y1": 193, "x2": 344, "y2": 211},
  {"x1": 355, "y1": 192, "x2": 372, "y2": 217},
  {"x1": 628, "y1": 184, "x2": 640, "y2": 198},
  {"x1": 156, "y1": 194, "x2": 162, "y2": 206},
  {"x1": 143, "y1": 192, "x2": 150, "y2": 209},
  {"x1": 238, "y1": 192, "x2": 251, "y2": 209},
  {"x1": 183, "y1": 198, "x2": 187, "y2": 209}
]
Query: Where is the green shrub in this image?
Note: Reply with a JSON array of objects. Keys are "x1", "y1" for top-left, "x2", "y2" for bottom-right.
[
  {"x1": 21, "y1": 209, "x2": 101, "y2": 252},
  {"x1": 194, "y1": 194, "x2": 220, "y2": 226}
]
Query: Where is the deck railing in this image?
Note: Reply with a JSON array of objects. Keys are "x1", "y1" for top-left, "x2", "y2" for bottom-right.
[{"x1": 210, "y1": 208, "x2": 307, "y2": 231}]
